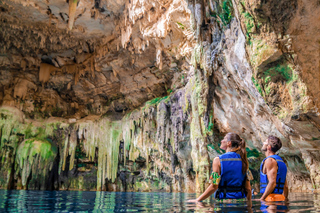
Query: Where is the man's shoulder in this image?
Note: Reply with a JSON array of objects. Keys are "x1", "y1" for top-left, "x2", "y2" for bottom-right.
[
  {"x1": 264, "y1": 157, "x2": 278, "y2": 167},
  {"x1": 265, "y1": 157, "x2": 277, "y2": 161}
]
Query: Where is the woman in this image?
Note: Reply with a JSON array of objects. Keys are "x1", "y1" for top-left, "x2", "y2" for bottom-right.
[{"x1": 188, "y1": 133, "x2": 252, "y2": 202}]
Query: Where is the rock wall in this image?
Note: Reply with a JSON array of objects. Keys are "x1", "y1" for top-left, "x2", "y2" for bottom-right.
[{"x1": 0, "y1": 0, "x2": 319, "y2": 192}]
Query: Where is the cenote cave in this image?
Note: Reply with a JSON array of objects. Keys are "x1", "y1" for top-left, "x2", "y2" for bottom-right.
[{"x1": 0, "y1": 0, "x2": 320, "y2": 212}]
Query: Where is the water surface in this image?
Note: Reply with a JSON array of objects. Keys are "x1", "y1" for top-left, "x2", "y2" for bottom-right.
[{"x1": 0, "y1": 190, "x2": 319, "y2": 212}]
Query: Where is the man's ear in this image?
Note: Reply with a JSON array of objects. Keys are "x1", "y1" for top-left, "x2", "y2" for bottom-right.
[
  {"x1": 227, "y1": 141, "x2": 232, "y2": 147},
  {"x1": 267, "y1": 144, "x2": 271, "y2": 151}
]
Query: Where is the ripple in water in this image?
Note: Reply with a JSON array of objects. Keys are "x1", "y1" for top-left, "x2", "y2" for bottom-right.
[{"x1": 0, "y1": 190, "x2": 319, "y2": 212}]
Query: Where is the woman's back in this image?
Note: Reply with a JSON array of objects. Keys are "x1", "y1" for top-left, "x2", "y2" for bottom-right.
[{"x1": 216, "y1": 152, "x2": 247, "y2": 199}]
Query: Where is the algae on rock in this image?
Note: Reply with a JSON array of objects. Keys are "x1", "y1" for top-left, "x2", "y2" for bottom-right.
[{"x1": 15, "y1": 139, "x2": 57, "y2": 189}]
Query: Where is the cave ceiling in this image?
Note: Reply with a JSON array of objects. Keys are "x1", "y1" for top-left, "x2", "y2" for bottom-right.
[{"x1": 0, "y1": 0, "x2": 194, "y2": 119}]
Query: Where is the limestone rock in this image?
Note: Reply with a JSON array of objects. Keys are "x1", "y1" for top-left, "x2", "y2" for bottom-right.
[{"x1": 0, "y1": 0, "x2": 319, "y2": 193}]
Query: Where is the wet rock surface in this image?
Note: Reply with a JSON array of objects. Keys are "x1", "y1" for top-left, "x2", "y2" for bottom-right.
[{"x1": 0, "y1": 0, "x2": 319, "y2": 192}]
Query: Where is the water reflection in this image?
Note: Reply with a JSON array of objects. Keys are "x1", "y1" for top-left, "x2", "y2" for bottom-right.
[{"x1": 0, "y1": 190, "x2": 319, "y2": 212}]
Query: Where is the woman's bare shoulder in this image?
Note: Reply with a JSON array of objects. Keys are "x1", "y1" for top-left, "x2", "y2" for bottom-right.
[
  {"x1": 212, "y1": 156, "x2": 221, "y2": 173},
  {"x1": 213, "y1": 156, "x2": 220, "y2": 162}
]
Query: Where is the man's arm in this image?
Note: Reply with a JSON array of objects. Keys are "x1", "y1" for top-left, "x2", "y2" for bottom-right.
[
  {"x1": 283, "y1": 179, "x2": 288, "y2": 199},
  {"x1": 260, "y1": 158, "x2": 278, "y2": 200}
]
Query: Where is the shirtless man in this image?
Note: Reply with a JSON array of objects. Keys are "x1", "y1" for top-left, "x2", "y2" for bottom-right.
[{"x1": 260, "y1": 136, "x2": 288, "y2": 201}]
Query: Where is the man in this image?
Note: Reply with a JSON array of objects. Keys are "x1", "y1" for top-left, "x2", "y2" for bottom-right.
[{"x1": 260, "y1": 136, "x2": 288, "y2": 201}]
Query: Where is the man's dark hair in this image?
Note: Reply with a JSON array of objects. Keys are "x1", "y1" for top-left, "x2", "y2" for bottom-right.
[{"x1": 267, "y1": 135, "x2": 282, "y2": 153}]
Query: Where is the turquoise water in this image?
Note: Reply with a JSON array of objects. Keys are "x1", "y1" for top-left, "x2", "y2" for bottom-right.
[{"x1": 0, "y1": 190, "x2": 319, "y2": 212}]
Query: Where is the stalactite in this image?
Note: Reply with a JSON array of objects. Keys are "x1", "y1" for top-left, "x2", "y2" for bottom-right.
[
  {"x1": 156, "y1": 47, "x2": 163, "y2": 70},
  {"x1": 61, "y1": 136, "x2": 69, "y2": 173},
  {"x1": 68, "y1": 129, "x2": 77, "y2": 171},
  {"x1": 121, "y1": 25, "x2": 132, "y2": 48},
  {"x1": 78, "y1": 121, "x2": 97, "y2": 161},
  {"x1": 15, "y1": 139, "x2": 57, "y2": 188},
  {"x1": 68, "y1": 0, "x2": 78, "y2": 30},
  {"x1": 39, "y1": 63, "x2": 57, "y2": 84},
  {"x1": 122, "y1": 115, "x2": 133, "y2": 166},
  {"x1": 76, "y1": 118, "x2": 123, "y2": 190}
]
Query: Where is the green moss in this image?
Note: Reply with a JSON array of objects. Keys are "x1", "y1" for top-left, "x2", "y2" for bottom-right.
[
  {"x1": 148, "y1": 96, "x2": 168, "y2": 105},
  {"x1": 263, "y1": 64, "x2": 293, "y2": 82},
  {"x1": 265, "y1": 84, "x2": 272, "y2": 96},
  {"x1": 176, "y1": 22, "x2": 185, "y2": 30},
  {"x1": 24, "y1": 125, "x2": 33, "y2": 139},
  {"x1": 218, "y1": 0, "x2": 233, "y2": 26},
  {"x1": 152, "y1": 180, "x2": 159, "y2": 188},
  {"x1": 250, "y1": 39, "x2": 275, "y2": 67},
  {"x1": 206, "y1": 115, "x2": 214, "y2": 135},
  {"x1": 75, "y1": 141, "x2": 86, "y2": 162},
  {"x1": 251, "y1": 76, "x2": 263, "y2": 96},
  {"x1": 246, "y1": 148, "x2": 261, "y2": 158},
  {"x1": 17, "y1": 139, "x2": 57, "y2": 163},
  {"x1": 243, "y1": 12, "x2": 255, "y2": 33},
  {"x1": 207, "y1": 144, "x2": 223, "y2": 154},
  {"x1": 291, "y1": 71, "x2": 299, "y2": 83},
  {"x1": 142, "y1": 96, "x2": 170, "y2": 111},
  {"x1": 22, "y1": 121, "x2": 61, "y2": 142},
  {"x1": 183, "y1": 92, "x2": 189, "y2": 113},
  {"x1": 35, "y1": 127, "x2": 46, "y2": 140},
  {"x1": 135, "y1": 181, "x2": 143, "y2": 189},
  {"x1": 277, "y1": 108, "x2": 289, "y2": 120},
  {"x1": 257, "y1": 62, "x2": 295, "y2": 97},
  {"x1": 0, "y1": 108, "x2": 71, "y2": 189},
  {"x1": 15, "y1": 138, "x2": 57, "y2": 187},
  {"x1": 245, "y1": 32, "x2": 251, "y2": 45},
  {"x1": 264, "y1": 76, "x2": 271, "y2": 84},
  {"x1": 191, "y1": 44, "x2": 202, "y2": 67}
]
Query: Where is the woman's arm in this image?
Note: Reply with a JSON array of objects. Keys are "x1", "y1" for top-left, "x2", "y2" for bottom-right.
[
  {"x1": 245, "y1": 179, "x2": 252, "y2": 201},
  {"x1": 188, "y1": 157, "x2": 221, "y2": 202},
  {"x1": 195, "y1": 183, "x2": 219, "y2": 201}
]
